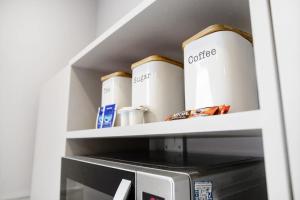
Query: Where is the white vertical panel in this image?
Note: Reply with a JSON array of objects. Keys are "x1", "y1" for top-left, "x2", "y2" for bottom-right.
[
  {"x1": 270, "y1": 0, "x2": 300, "y2": 199},
  {"x1": 249, "y1": 0, "x2": 292, "y2": 199},
  {"x1": 30, "y1": 67, "x2": 71, "y2": 200}
]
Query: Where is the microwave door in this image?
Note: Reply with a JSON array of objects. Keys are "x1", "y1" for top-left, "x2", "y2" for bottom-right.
[{"x1": 60, "y1": 158, "x2": 136, "y2": 200}]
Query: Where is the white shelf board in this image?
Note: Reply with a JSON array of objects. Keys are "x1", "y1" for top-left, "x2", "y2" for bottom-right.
[
  {"x1": 66, "y1": 110, "x2": 262, "y2": 139},
  {"x1": 69, "y1": 0, "x2": 251, "y2": 72}
]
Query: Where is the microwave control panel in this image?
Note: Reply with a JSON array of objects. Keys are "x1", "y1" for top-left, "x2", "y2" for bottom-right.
[
  {"x1": 137, "y1": 171, "x2": 190, "y2": 200},
  {"x1": 142, "y1": 192, "x2": 165, "y2": 200}
]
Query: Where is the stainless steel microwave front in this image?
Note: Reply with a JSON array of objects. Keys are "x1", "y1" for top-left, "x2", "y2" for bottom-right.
[
  {"x1": 136, "y1": 171, "x2": 190, "y2": 200},
  {"x1": 61, "y1": 156, "x2": 193, "y2": 200}
]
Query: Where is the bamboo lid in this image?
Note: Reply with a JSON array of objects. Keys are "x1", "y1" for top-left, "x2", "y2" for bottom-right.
[
  {"x1": 182, "y1": 24, "x2": 253, "y2": 48},
  {"x1": 131, "y1": 55, "x2": 183, "y2": 70},
  {"x1": 101, "y1": 71, "x2": 132, "y2": 82}
]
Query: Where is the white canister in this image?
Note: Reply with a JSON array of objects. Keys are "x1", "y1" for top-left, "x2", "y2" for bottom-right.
[
  {"x1": 182, "y1": 24, "x2": 259, "y2": 112},
  {"x1": 101, "y1": 71, "x2": 132, "y2": 126},
  {"x1": 131, "y1": 55, "x2": 184, "y2": 123}
]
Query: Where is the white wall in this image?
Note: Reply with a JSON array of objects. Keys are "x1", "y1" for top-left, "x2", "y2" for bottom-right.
[
  {"x1": 96, "y1": 0, "x2": 143, "y2": 35},
  {"x1": 0, "y1": 0, "x2": 97, "y2": 199}
]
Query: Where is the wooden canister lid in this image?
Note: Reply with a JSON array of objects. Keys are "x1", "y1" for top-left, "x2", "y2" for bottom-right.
[
  {"x1": 101, "y1": 71, "x2": 132, "y2": 82},
  {"x1": 131, "y1": 55, "x2": 183, "y2": 70},
  {"x1": 182, "y1": 24, "x2": 253, "y2": 48}
]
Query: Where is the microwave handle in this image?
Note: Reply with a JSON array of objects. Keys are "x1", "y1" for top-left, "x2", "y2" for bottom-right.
[{"x1": 113, "y1": 179, "x2": 132, "y2": 200}]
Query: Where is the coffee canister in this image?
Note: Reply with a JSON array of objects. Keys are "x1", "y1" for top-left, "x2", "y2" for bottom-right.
[
  {"x1": 101, "y1": 71, "x2": 132, "y2": 126},
  {"x1": 182, "y1": 24, "x2": 259, "y2": 112},
  {"x1": 131, "y1": 55, "x2": 184, "y2": 123}
]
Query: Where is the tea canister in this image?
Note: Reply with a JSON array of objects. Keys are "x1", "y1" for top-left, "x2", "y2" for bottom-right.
[
  {"x1": 182, "y1": 24, "x2": 259, "y2": 112},
  {"x1": 101, "y1": 71, "x2": 132, "y2": 126},
  {"x1": 131, "y1": 55, "x2": 184, "y2": 123}
]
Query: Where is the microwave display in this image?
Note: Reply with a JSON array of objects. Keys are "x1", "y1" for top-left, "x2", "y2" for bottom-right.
[{"x1": 142, "y1": 192, "x2": 164, "y2": 200}]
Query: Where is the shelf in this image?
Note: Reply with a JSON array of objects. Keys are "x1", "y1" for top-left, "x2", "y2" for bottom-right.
[
  {"x1": 69, "y1": 0, "x2": 251, "y2": 72},
  {"x1": 67, "y1": 0, "x2": 253, "y2": 132},
  {"x1": 66, "y1": 110, "x2": 262, "y2": 139}
]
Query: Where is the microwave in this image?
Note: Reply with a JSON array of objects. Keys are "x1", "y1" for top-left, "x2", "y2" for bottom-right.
[{"x1": 60, "y1": 152, "x2": 267, "y2": 200}]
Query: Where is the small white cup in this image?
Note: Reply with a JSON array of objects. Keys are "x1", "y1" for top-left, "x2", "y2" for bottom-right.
[
  {"x1": 118, "y1": 106, "x2": 148, "y2": 126},
  {"x1": 118, "y1": 109, "x2": 130, "y2": 127}
]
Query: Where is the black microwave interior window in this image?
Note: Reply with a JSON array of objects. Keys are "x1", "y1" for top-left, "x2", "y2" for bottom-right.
[{"x1": 60, "y1": 158, "x2": 135, "y2": 200}]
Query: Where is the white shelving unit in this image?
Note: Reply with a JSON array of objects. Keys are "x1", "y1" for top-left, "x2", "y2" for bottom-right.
[
  {"x1": 67, "y1": 110, "x2": 262, "y2": 139},
  {"x1": 31, "y1": 0, "x2": 296, "y2": 200},
  {"x1": 64, "y1": 0, "x2": 292, "y2": 199}
]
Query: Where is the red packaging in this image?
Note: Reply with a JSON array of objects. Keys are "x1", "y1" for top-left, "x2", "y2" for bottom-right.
[{"x1": 165, "y1": 105, "x2": 231, "y2": 121}]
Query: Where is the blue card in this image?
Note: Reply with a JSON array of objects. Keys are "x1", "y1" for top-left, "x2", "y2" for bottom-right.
[
  {"x1": 96, "y1": 106, "x2": 104, "y2": 129},
  {"x1": 102, "y1": 104, "x2": 117, "y2": 128}
]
